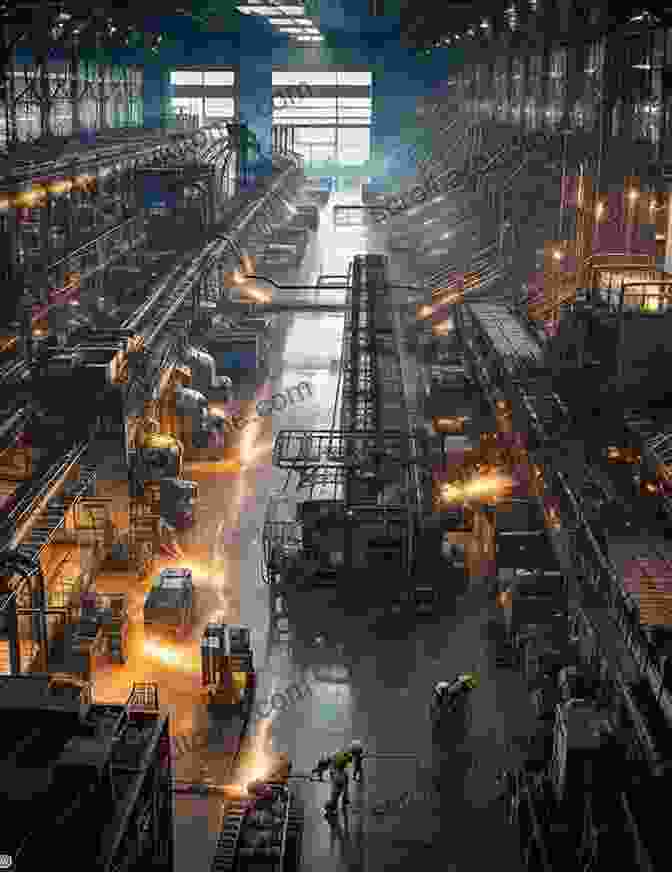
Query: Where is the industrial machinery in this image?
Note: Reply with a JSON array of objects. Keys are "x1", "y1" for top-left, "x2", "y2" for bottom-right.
[
  {"x1": 201, "y1": 622, "x2": 255, "y2": 711},
  {"x1": 263, "y1": 218, "x2": 310, "y2": 268},
  {"x1": 509, "y1": 696, "x2": 651, "y2": 870},
  {"x1": 211, "y1": 760, "x2": 303, "y2": 871},
  {"x1": 160, "y1": 477, "x2": 198, "y2": 531},
  {"x1": 66, "y1": 592, "x2": 130, "y2": 676},
  {"x1": 294, "y1": 203, "x2": 319, "y2": 232},
  {"x1": 258, "y1": 243, "x2": 304, "y2": 269},
  {"x1": 98, "y1": 594, "x2": 130, "y2": 665},
  {"x1": 144, "y1": 567, "x2": 194, "y2": 638}
]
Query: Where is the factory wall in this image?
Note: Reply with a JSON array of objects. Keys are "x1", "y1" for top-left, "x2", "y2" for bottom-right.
[
  {"x1": 12, "y1": 10, "x2": 464, "y2": 185},
  {"x1": 141, "y1": 13, "x2": 465, "y2": 183}
]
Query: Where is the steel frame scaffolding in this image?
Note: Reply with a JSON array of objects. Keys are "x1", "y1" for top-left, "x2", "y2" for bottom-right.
[{"x1": 263, "y1": 254, "x2": 421, "y2": 584}]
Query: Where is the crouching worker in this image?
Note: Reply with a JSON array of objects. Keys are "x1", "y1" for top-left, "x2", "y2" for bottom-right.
[{"x1": 323, "y1": 748, "x2": 352, "y2": 816}]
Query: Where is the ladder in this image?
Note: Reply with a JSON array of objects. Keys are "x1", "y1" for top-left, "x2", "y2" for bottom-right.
[
  {"x1": 127, "y1": 681, "x2": 160, "y2": 710},
  {"x1": 76, "y1": 497, "x2": 112, "y2": 547},
  {"x1": 129, "y1": 496, "x2": 160, "y2": 579},
  {"x1": 211, "y1": 799, "x2": 246, "y2": 871},
  {"x1": 16, "y1": 463, "x2": 98, "y2": 563}
]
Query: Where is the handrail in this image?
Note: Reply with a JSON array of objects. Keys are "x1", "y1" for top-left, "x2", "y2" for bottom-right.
[
  {"x1": 0, "y1": 129, "x2": 191, "y2": 187},
  {"x1": 47, "y1": 213, "x2": 141, "y2": 274},
  {"x1": 0, "y1": 439, "x2": 89, "y2": 548},
  {"x1": 122, "y1": 159, "x2": 302, "y2": 346}
]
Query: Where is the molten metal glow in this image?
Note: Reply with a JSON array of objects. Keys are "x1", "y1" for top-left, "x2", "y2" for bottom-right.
[
  {"x1": 497, "y1": 590, "x2": 513, "y2": 608},
  {"x1": 143, "y1": 640, "x2": 199, "y2": 671},
  {"x1": 441, "y1": 472, "x2": 513, "y2": 503},
  {"x1": 235, "y1": 719, "x2": 276, "y2": 791}
]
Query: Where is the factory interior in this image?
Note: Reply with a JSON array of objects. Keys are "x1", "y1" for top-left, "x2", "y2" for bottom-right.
[{"x1": 4, "y1": 0, "x2": 672, "y2": 869}]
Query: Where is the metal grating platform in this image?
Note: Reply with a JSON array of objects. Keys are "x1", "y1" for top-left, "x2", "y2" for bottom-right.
[{"x1": 272, "y1": 429, "x2": 411, "y2": 469}]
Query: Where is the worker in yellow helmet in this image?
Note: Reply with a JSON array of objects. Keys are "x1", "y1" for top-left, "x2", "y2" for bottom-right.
[
  {"x1": 431, "y1": 673, "x2": 478, "y2": 724},
  {"x1": 323, "y1": 748, "x2": 353, "y2": 816}
]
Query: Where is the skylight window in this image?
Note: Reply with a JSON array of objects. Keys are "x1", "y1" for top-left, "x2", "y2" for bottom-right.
[{"x1": 236, "y1": 1, "x2": 321, "y2": 39}]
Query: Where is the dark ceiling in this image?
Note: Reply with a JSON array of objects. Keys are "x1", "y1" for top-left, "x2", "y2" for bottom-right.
[{"x1": 399, "y1": 0, "x2": 477, "y2": 47}]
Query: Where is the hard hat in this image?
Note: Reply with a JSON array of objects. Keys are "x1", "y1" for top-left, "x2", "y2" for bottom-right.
[
  {"x1": 435, "y1": 681, "x2": 451, "y2": 692},
  {"x1": 349, "y1": 740, "x2": 363, "y2": 751}
]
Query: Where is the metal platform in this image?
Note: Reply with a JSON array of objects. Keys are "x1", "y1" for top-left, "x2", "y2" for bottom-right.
[
  {"x1": 332, "y1": 203, "x2": 386, "y2": 227},
  {"x1": 272, "y1": 429, "x2": 411, "y2": 469},
  {"x1": 468, "y1": 302, "x2": 545, "y2": 378},
  {"x1": 211, "y1": 782, "x2": 303, "y2": 872}
]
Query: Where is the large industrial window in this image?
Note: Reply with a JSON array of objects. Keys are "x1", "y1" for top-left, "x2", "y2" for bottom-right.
[
  {"x1": 169, "y1": 68, "x2": 237, "y2": 126},
  {"x1": 272, "y1": 68, "x2": 372, "y2": 167}
]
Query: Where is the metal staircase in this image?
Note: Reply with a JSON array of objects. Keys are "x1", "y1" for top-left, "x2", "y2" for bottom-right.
[{"x1": 16, "y1": 462, "x2": 98, "y2": 563}]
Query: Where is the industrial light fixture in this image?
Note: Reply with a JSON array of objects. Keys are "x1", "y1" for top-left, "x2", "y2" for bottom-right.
[{"x1": 236, "y1": 0, "x2": 321, "y2": 39}]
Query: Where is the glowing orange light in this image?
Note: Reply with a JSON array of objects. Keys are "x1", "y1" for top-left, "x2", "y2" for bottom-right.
[
  {"x1": 142, "y1": 640, "x2": 199, "y2": 671},
  {"x1": 48, "y1": 179, "x2": 73, "y2": 195}
]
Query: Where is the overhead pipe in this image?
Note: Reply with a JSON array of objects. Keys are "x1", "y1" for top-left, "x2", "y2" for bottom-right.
[
  {"x1": 0, "y1": 440, "x2": 89, "y2": 551},
  {"x1": 1, "y1": 129, "x2": 199, "y2": 190},
  {"x1": 131, "y1": 162, "x2": 303, "y2": 350}
]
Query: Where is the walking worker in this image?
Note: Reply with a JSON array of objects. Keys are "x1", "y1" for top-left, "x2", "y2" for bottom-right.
[
  {"x1": 431, "y1": 674, "x2": 478, "y2": 723},
  {"x1": 323, "y1": 748, "x2": 353, "y2": 815}
]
